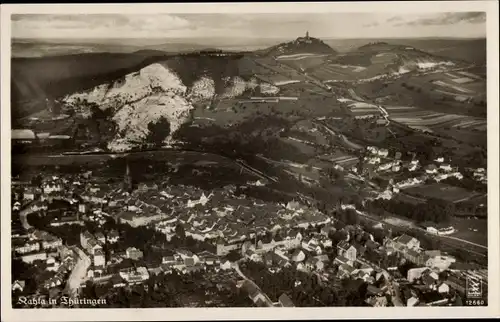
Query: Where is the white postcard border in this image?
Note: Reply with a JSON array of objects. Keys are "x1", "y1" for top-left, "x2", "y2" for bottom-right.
[{"x1": 1, "y1": 2, "x2": 499, "y2": 321}]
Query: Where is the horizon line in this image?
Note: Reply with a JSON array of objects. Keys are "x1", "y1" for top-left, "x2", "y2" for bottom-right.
[{"x1": 12, "y1": 36, "x2": 487, "y2": 40}]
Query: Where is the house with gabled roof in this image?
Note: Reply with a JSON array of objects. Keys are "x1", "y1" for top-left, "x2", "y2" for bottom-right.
[
  {"x1": 162, "y1": 255, "x2": 176, "y2": 265},
  {"x1": 337, "y1": 240, "x2": 357, "y2": 262},
  {"x1": 291, "y1": 249, "x2": 306, "y2": 262},
  {"x1": 334, "y1": 255, "x2": 353, "y2": 267},
  {"x1": 393, "y1": 234, "x2": 420, "y2": 251},
  {"x1": 216, "y1": 239, "x2": 241, "y2": 256},
  {"x1": 305, "y1": 257, "x2": 325, "y2": 271},
  {"x1": 14, "y1": 239, "x2": 40, "y2": 254},
  {"x1": 338, "y1": 263, "x2": 356, "y2": 279},
  {"x1": 220, "y1": 259, "x2": 232, "y2": 270},
  {"x1": 23, "y1": 188, "x2": 37, "y2": 201},
  {"x1": 12, "y1": 280, "x2": 25, "y2": 292}
]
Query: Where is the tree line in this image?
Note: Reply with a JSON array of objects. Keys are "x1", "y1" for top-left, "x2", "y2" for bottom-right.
[{"x1": 367, "y1": 198, "x2": 452, "y2": 224}]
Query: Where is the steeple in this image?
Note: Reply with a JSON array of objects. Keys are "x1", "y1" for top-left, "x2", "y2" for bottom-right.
[{"x1": 123, "y1": 159, "x2": 132, "y2": 192}]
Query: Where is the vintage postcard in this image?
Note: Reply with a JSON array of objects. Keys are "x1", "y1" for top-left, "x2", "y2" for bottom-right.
[{"x1": 1, "y1": 2, "x2": 499, "y2": 321}]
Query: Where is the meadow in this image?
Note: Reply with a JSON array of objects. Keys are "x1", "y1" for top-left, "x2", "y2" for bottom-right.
[{"x1": 405, "y1": 183, "x2": 480, "y2": 203}]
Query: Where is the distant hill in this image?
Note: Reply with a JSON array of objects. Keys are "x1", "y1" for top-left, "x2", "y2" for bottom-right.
[
  {"x1": 328, "y1": 41, "x2": 468, "y2": 71},
  {"x1": 263, "y1": 34, "x2": 337, "y2": 58},
  {"x1": 323, "y1": 38, "x2": 486, "y2": 65}
]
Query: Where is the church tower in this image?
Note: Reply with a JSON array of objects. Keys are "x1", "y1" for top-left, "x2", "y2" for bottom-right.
[
  {"x1": 123, "y1": 159, "x2": 133, "y2": 192},
  {"x1": 306, "y1": 31, "x2": 309, "y2": 39}
]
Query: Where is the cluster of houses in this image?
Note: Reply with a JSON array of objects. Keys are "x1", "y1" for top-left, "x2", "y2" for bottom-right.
[
  {"x1": 425, "y1": 157, "x2": 463, "y2": 182},
  {"x1": 42, "y1": 246, "x2": 80, "y2": 290},
  {"x1": 80, "y1": 231, "x2": 107, "y2": 278},
  {"x1": 421, "y1": 223, "x2": 456, "y2": 236},
  {"x1": 231, "y1": 223, "x2": 466, "y2": 307},
  {"x1": 471, "y1": 167, "x2": 487, "y2": 184},
  {"x1": 364, "y1": 146, "x2": 390, "y2": 165},
  {"x1": 365, "y1": 152, "x2": 467, "y2": 202},
  {"x1": 161, "y1": 249, "x2": 223, "y2": 274},
  {"x1": 13, "y1": 230, "x2": 63, "y2": 264},
  {"x1": 13, "y1": 244, "x2": 81, "y2": 294},
  {"x1": 11, "y1": 164, "x2": 481, "y2": 307},
  {"x1": 105, "y1": 248, "x2": 231, "y2": 289}
]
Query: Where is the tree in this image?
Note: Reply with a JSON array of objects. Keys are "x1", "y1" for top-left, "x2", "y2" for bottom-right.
[
  {"x1": 146, "y1": 117, "x2": 171, "y2": 147},
  {"x1": 31, "y1": 174, "x2": 43, "y2": 188},
  {"x1": 175, "y1": 224, "x2": 186, "y2": 239}
]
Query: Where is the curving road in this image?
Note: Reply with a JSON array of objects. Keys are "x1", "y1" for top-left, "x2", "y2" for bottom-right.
[
  {"x1": 19, "y1": 207, "x2": 33, "y2": 230},
  {"x1": 65, "y1": 247, "x2": 91, "y2": 298}
]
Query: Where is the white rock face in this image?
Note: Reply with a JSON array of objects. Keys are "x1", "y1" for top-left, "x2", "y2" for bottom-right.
[
  {"x1": 188, "y1": 76, "x2": 216, "y2": 102},
  {"x1": 63, "y1": 62, "x2": 260, "y2": 152},
  {"x1": 64, "y1": 63, "x2": 193, "y2": 152},
  {"x1": 65, "y1": 63, "x2": 187, "y2": 110},
  {"x1": 259, "y1": 82, "x2": 280, "y2": 95},
  {"x1": 109, "y1": 94, "x2": 192, "y2": 151},
  {"x1": 220, "y1": 76, "x2": 248, "y2": 98},
  {"x1": 416, "y1": 61, "x2": 454, "y2": 69}
]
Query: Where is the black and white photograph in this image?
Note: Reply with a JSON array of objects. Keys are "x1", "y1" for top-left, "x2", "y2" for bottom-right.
[{"x1": 1, "y1": 2, "x2": 499, "y2": 321}]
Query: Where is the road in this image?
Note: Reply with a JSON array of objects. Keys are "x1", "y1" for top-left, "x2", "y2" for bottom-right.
[
  {"x1": 19, "y1": 206, "x2": 33, "y2": 230},
  {"x1": 348, "y1": 88, "x2": 365, "y2": 101},
  {"x1": 235, "y1": 159, "x2": 278, "y2": 183},
  {"x1": 313, "y1": 120, "x2": 363, "y2": 151},
  {"x1": 439, "y1": 234, "x2": 487, "y2": 250},
  {"x1": 65, "y1": 247, "x2": 91, "y2": 298}
]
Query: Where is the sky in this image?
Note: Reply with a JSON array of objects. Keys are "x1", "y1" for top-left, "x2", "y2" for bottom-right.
[{"x1": 11, "y1": 12, "x2": 486, "y2": 40}]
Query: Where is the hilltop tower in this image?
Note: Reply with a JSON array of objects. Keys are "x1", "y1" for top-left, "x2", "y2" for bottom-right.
[{"x1": 306, "y1": 31, "x2": 310, "y2": 39}]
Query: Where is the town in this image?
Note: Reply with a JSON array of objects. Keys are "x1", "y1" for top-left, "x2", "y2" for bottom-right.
[{"x1": 11, "y1": 153, "x2": 487, "y2": 308}]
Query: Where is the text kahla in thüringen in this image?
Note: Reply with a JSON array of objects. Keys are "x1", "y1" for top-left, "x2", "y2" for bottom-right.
[{"x1": 17, "y1": 296, "x2": 107, "y2": 307}]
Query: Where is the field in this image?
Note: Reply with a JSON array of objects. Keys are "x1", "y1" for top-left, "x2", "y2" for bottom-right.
[
  {"x1": 405, "y1": 70, "x2": 487, "y2": 107},
  {"x1": 337, "y1": 98, "x2": 382, "y2": 118},
  {"x1": 192, "y1": 91, "x2": 340, "y2": 128},
  {"x1": 386, "y1": 105, "x2": 486, "y2": 133},
  {"x1": 405, "y1": 183, "x2": 480, "y2": 203},
  {"x1": 275, "y1": 53, "x2": 330, "y2": 70},
  {"x1": 307, "y1": 62, "x2": 387, "y2": 83},
  {"x1": 393, "y1": 193, "x2": 426, "y2": 205},
  {"x1": 429, "y1": 70, "x2": 486, "y2": 99},
  {"x1": 447, "y1": 217, "x2": 488, "y2": 247},
  {"x1": 354, "y1": 67, "x2": 486, "y2": 119},
  {"x1": 316, "y1": 151, "x2": 359, "y2": 168}
]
